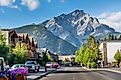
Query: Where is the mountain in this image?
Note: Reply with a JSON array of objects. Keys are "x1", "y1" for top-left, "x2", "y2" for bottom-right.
[
  {"x1": 41, "y1": 10, "x2": 120, "y2": 47},
  {"x1": 15, "y1": 25, "x2": 77, "y2": 55},
  {"x1": 15, "y1": 10, "x2": 120, "y2": 55}
]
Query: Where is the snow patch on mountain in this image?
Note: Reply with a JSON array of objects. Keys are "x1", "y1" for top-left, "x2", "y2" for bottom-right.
[{"x1": 41, "y1": 10, "x2": 119, "y2": 49}]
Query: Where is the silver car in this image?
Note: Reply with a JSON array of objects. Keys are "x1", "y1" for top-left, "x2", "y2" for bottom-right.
[{"x1": 25, "y1": 61, "x2": 40, "y2": 72}]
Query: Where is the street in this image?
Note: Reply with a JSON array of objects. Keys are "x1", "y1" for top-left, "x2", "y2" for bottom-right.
[
  {"x1": 40, "y1": 67, "x2": 121, "y2": 80},
  {"x1": 27, "y1": 68, "x2": 55, "y2": 80}
]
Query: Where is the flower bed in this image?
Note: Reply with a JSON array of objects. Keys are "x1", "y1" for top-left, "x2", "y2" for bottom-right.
[
  {"x1": 9, "y1": 67, "x2": 28, "y2": 80},
  {"x1": 0, "y1": 67, "x2": 28, "y2": 80}
]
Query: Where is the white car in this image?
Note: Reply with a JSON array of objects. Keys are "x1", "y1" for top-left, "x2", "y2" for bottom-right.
[
  {"x1": 10, "y1": 64, "x2": 26, "y2": 70},
  {"x1": 25, "y1": 61, "x2": 40, "y2": 72}
]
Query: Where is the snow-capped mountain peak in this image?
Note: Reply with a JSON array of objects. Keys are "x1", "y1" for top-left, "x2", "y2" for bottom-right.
[
  {"x1": 15, "y1": 10, "x2": 120, "y2": 55},
  {"x1": 41, "y1": 10, "x2": 119, "y2": 48}
]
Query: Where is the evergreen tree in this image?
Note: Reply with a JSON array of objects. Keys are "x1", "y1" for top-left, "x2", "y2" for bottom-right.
[
  {"x1": 108, "y1": 34, "x2": 112, "y2": 41},
  {"x1": 42, "y1": 50, "x2": 52, "y2": 71},
  {"x1": 118, "y1": 35, "x2": 121, "y2": 40},
  {"x1": 115, "y1": 36, "x2": 117, "y2": 40},
  {"x1": 103, "y1": 37, "x2": 107, "y2": 41},
  {"x1": 114, "y1": 50, "x2": 121, "y2": 67},
  {"x1": 0, "y1": 32, "x2": 10, "y2": 61},
  {"x1": 111, "y1": 35, "x2": 114, "y2": 40}
]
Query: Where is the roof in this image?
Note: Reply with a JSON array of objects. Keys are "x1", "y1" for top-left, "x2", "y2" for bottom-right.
[
  {"x1": 17, "y1": 33, "x2": 28, "y2": 37},
  {"x1": 0, "y1": 29, "x2": 13, "y2": 31}
]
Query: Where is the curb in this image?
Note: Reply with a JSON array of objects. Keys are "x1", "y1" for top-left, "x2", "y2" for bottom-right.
[
  {"x1": 82, "y1": 67, "x2": 121, "y2": 74},
  {"x1": 33, "y1": 70, "x2": 56, "y2": 80},
  {"x1": 104, "y1": 69, "x2": 121, "y2": 74}
]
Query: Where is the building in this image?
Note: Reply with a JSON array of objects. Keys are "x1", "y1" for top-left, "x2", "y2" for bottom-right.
[
  {"x1": 0, "y1": 29, "x2": 38, "y2": 59},
  {"x1": 17, "y1": 33, "x2": 38, "y2": 59},
  {"x1": 37, "y1": 48, "x2": 59, "y2": 62},
  {"x1": 59, "y1": 55, "x2": 75, "y2": 62},
  {"x1": 99, "y1": 41, "x2": 121, "y2": 66},
  {"x1": 0, "y1": 29, "x2": 18, "y2": 46}
]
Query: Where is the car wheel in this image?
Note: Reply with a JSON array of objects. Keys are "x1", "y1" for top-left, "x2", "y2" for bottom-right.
[
  {"x1": 34, "y1": 67, "x2": 37, "y2": 73},
  {"x1": 37, "y1": 68, "x2": 39, "y2": 72}
]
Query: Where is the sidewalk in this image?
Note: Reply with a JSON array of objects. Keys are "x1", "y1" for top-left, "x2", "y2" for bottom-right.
[
  {"x1": 82, "y1": 67, "x2": 121, "y2": 74},
  {"x1": 27, "y1": 68, "x2": 56, "y2": 80},
  {"x1": 105, "y1": 68, "x2": 121, "y2": 74}
]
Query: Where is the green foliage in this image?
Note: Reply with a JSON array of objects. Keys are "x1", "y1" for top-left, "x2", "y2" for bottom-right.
[
  {"x1": 12, "y1": 43, "x2": 28, "y2": 64},
  {"x1": 111, "y1": 35, "x2": 114, "y2": 40},
  {"x1": 75, "y1": 35, "x2": 101, "y2": 68},
  {"x1": 75, "y1": 45, "x2": 85, "y2": 63},
  {"x1": 0, "y1": 32, "x2": 10, "y2": 61},
  {"x1": 103, "y1": 34, "x2": 118, "y2": 41},
  {"x1": 104, "y1": 37, "x2": 107, "y2": 41},
  {"x1": 108, "y1": 34, "x2": 112, "y2": 41},
  {"x1": 114, "y1": 50, "x2": 121, "y2": 67},
  {"x1": 42, "y1": 51, "x2": 52, "y2": 66},
  {"x1": 114, "y1": 36, "x2": 117, "y2": 40},
  {"x1": 118, "y1": 35, "x2": 121, "y2": 40}
]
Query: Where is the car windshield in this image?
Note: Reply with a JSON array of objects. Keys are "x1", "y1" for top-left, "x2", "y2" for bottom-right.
[
  {"x1": 20, "y1": 64, "x2": 25, "y2": 67},
  {"x1": 26, "y1": 61, "x2": 36, "y2": 64},
  {"x1": 12, "y1": 64, "x2": 19, "y2": 68},
  {"x1": 47, "y1": 62, "x2": 51, "y2": 64}
]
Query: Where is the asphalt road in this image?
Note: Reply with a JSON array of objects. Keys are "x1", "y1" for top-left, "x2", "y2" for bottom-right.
[{"x1": 40, "y1": 67, "x2": 121, "y2": 80}]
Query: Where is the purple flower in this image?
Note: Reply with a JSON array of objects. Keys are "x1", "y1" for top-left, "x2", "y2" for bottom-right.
[{"x1": 9, "y1": 67, "x2": 28, "y2": 76}]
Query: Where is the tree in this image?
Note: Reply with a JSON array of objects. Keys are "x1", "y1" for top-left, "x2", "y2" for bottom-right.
[
  {"x1": 111, "y1": 35, "x2": 114, "y2": 40},
  {"x1": 75, "y1": 35, "x2": 101, "y2": 68},
  {"x1": 75, "y1": 44, "x2": 86, "y2": 66},
  {"x1": 114, "y1": 36, "x2": 117, "y2": 40},
  {"x1": 42, "y1": 50, "x2": 52, "y2": 71},
  {"x1": 0, "y1": 32, "x2": 10, "y2": 61},
  {"x1": 108, "y1": 34, "x2": 112, "y2": 41},
  {"x1": 118, "y1": 35, "x2": 121, "y2": 40},
  {"x1": 83, "y1": 48, "x2": 90, "y2": 67},
  {"x1": 12, "y1": 43, "x2": 28, "y2": 64},
  {"x1": 114, "y1": 50, "x2": 121, "y2": 67},
  {"x1": 104, "y1": 37, "x2": 107, "y2": 41}
]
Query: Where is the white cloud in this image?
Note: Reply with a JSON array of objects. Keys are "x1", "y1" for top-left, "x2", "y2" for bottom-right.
[
  {"x1": 47, "y1": 0, "x2": 65, "y2": 3},
  {"x1": 21, "y1": 0, "x2": 40, "y2": 11},
  {"x1": 97, "y1": 12, "x2": 121, "y2": 32},
  {"x1": 0, "y1": 0, "x2": 16, "y2": 6}
]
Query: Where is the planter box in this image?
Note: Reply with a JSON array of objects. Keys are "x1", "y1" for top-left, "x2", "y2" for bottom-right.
[
  {"x1": 16, "y1": 75, "x2": 22, "y2": 80},
  {"x1": 0, "y1": 78, "x2": 9, "y2": 80},
  {"x1": 16, "y1": 75, "x2": 27, "y2": 80}
]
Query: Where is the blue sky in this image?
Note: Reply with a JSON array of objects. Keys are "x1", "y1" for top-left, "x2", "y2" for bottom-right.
[{"x1": 0, "y1": 0, "x2": 121, "y2": 31}]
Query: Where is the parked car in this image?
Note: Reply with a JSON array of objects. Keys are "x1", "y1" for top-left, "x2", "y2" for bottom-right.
[
  {"x1": 52, "y1": 62, "x2": 60, "y2": 68},
  {"x1": 0, "y1": 57, "x2": 6, "y2": 72},
  {"x1": 9, "y1": 64, "x2": 28, "y2": 76},
  {"x1": 4, "y1": 65, "x2": 10, "y2": 71},
  {"x1": 46, "y1": 62, "x2": 53, "y2": 68},
  {"x1": 25, "y1": 61, "x2": 40, "y2": 72},
  {"x1": 10, "y1": 64, "x2": 27, "y2": 70},
  {"x1": 64, "y1": 62, "x2": 72, "y2": 67},
  {"x1": 46, "y1": 62, "x2": 60, "y2": 68}
]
